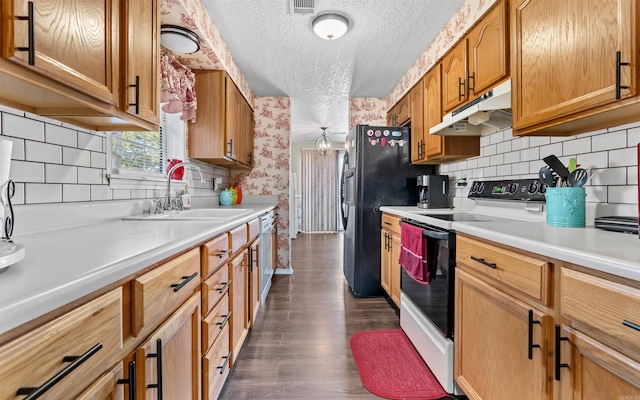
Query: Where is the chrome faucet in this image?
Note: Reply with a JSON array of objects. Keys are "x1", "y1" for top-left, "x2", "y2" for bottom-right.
[{"x1": 164, "y1": 161, "x2": 204, "y2": 210}]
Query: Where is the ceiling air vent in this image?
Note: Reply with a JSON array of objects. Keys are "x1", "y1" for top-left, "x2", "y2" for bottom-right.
[{"x1": 289, "y1": 0, "x2": 314, "y2": 14}]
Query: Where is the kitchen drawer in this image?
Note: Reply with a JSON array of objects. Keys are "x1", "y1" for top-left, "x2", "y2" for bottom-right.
[
  {"x1": 561, "y1": 268, "x2": 640, "y2": 354},
  {"x1": 229, "y1": 224, "x2": 248, "y2": 255},
  {"x1": 381, "y1": 213, "x2": 401, "y2": 235},
  {"x1": 456, "y1": 235, "x2": 551, "y2": 305},
  {"x1": 248, "y1": 217, "x2": 260, "y2": 242},
  {"x1": 76, "y1": 361, "x2": 125, "y2": 400},
  {"x1": 132, "y1": 248, "x2": 200, "y2": 336},
  {"x1": 202, "y1": 233, "x2": 230, "y2": 279},
  {"x1": 202, "y1": 293, "x2": 230, "y2": 352},
  {"x1": 0, "y1": 288, "x2": 123, "y2": 400},
  {"x1": 202, "y1": 262, "x2": 230, "y2": 317},
  {"x1": 203, "y1": 323, "x2": 231, "y2": 400}
]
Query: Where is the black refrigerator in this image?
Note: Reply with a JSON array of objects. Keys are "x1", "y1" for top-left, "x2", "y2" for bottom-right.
[{"x1": 341, "y1": 124, "x2": 435, "y2": 297}]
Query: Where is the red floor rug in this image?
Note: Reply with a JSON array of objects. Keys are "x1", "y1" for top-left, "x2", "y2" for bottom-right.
[{"x1": 350, "y1": 329, "x2": 450, "y2": 400}]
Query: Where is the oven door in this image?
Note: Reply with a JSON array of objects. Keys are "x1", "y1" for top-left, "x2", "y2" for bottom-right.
[{"x1": 400, "y1": 224, "x2": 455, "y2": 338}]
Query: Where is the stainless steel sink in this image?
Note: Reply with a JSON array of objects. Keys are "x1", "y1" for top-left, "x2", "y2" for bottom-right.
[{"x1": 123, "y1": 208, "x2": 254, "y2": 221}]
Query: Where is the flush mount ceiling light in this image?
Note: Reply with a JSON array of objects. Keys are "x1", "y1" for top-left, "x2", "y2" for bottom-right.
[
  {"x1": 315, "y1": 127, "x2": 334, "y2": 156},
  {"x1": 312, "y1": 13, "x2": 349, "y2": 40},
  {"x1": 160, "y1": 25, "x2": 200, "y2": 54}
]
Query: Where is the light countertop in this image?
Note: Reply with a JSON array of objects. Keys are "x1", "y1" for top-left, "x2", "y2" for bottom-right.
[
  {"x1": 380, "y1": 206, "x2": 640, "y2": 282},
  {"x1": 0, "y1": 204, "x2": 275, "y2": 336}
]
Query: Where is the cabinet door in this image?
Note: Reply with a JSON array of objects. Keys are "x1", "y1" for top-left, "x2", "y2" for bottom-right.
[
  {"x1": 225, "y1": 79, "x2": 242, "y2": 161},
  {"x1": 122, "y1": 0, "x2": 159, "y2": 124},
  {"x1": 512, "y1": 0, "x2": 636, "y2": 131},
  {"x1": 76, "y1": 362, "x2": 125, "y2": 400},
  {"x1": 2, "y1": 0, "x2": 119, "y2": 104},
  {"x1": 558, "y1": 325, "x2": 640, "y2": 399},
  {"x1": 386, "y1": 104, "x2": 395, "y2": 126},
  {"x1": 389, "y1": 231, "x2": 401, "y2": 306},
  {"x1": 455, "y1": 269, "x2": 551, "y2": 400},
  {"x1": 423, "y1": 65, "x2": 444, "y2": 158},
  {"x1": 137, "y1": 293, "x2": 201, "y2": 400},
  {"x1": 410, "y1": 81, "x2": 424, "y2": 163},
  {"x1": 441, "y1": 40, "x2": 467, "y2": 113},
  {"x1": 396, "y1": 93, "x2": 410, "y2": 126},
  {"x1": 249, "y1": 240, "x2": 260, "y2": 327},
  {"x1": 467, "y1": 0, "x2": 507, "y2": 98},
  {"x1": 229, "y1": 250, "x2": 248, "y2": 366},
  {"x1": 380, "y1": 230, "x2": 391, "y2": 295}
]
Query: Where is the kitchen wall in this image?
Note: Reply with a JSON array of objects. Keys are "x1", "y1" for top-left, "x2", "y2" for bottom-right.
[
  {"x1": 231, "y1": 97, "x2": 291, "y2": 271},
  {"x1": 441, "y1": 124, "x2": 640, "y2": 209}
]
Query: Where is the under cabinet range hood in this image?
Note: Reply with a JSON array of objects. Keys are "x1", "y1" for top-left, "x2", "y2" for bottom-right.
[{"x1": 430, "y1": 80, "x2": 512, "y2": 136}]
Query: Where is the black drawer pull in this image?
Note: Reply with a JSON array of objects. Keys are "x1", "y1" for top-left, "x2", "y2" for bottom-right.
[
  {"x1": 17, "y1": 343, "x2": 102, "y2": 399},
  {"x1": 528, "y1": 310, "x2": 541, "y2": 360},
  {"x1": 615, "y1": 51, "x2": 630, "y2": 100},
  {"x1": 147, "y1": 339, "x2": 163, "y2": 398},
  {"x1": 16, "y1": 1, "x2": 35, "y2": 66},
  {"x1": 216, "y1": 312, "x2": 231, "y2": 329},
  {"x1": 129, "y1": 75, "x2": 140, "y2": 114},
  {"x1": 217, "y1": 352, "x2": 232, "y2": 374},
  {"x1": 555, "y1": 325, "x2": 570, "y2": 381},
  {"x1": 215, "y1": 249, "x2": 231, "y2": 258},
  {"x1": 623, "y1": 320, "x2": 640, "y2": 332},
  {"x1": 216, "y1": 280, "x2": 231, "y2": 294},
  {"x1": 117, "y1": 360, "x2": 137, "y2": 400},
  {"x1": 470, "y1": 256, "x2": 497, "y2": 269},
  {"x1": 171, "y1": 272, "x2": 198, "y2": 292}
]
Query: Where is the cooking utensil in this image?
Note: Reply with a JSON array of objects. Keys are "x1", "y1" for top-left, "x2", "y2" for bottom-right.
[
  {"x1": 543, "y1": 155, "x2": 570, "y2": 186},
  {"x1": 539, "y1": 166, "x2": 557, "y2": 187},
  {"x1": 568, "y1": 168, "x2": 588, "y2": 187},
  {"x1": 568, "y1": 157, "x2": 577, "y2": 173}
]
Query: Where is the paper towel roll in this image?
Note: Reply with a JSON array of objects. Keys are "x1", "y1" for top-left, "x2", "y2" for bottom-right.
[{"x1": 0, "y1": 138, "x2": 12, "y2": 186}]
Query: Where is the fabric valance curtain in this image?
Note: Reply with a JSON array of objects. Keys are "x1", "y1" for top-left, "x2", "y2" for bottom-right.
[{"x1": 160, "y1": 50, "x2": 197, "y2": 123}]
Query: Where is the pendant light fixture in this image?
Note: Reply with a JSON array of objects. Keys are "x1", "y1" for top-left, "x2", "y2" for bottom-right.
[
  {"x1": 160, "y1": 25, "x2": 201, "y2": 54},
  {"x1": 315, "y1": 127, "x2": 334, "y2": 156},
  {"x1": 312, "y1": 13, "x2": 349, "y2": 40}
]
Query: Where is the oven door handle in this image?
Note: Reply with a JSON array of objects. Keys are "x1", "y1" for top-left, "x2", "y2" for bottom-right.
[{"x1": 422, "y1": 229, "x2": 450, "y2": 241}]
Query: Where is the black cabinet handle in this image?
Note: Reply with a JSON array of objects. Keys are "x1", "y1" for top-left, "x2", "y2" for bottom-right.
[
  {"x1": 554, "y1": 325, "x2": 570, "y2": 381},
  {"x1": 171, "y1": 272, "x2": 198, "y2": 292},
  {"x1": 227, "y1": 139, "x2": 233, "y2": 158},
  {"x1": 129, "y1": 75, "x2": 140, "y2": 114},
  {"x1": 248, "y1": 152, "x2": 253, "y2": 166},
  {"x1": 528, "y1": 310, "x2": 541, "y2": 360},
  {"x1": 253, "y1": 248, "x2": 259, "y2": 267},
  {"x1": 615, "y1": 51, "x2": 630, "y2": 100},
  {"x1": 466, "y1": 70, "x2": 475, "y2": 97},
  {"x1": 147, "y1": 339, "x2": 163, "y2": 399},
  {"x1": 215, "y1": 280, "x2": 231, "y2": 294},
  {"x1": 17, "y1": 343, "x2": 103, "y2": 399},
  {"x1": 216, "y1": 312, "x2": 231, "y2": 329},
  {"x1": 470, "y1": 256, "x2": 497, "y2": 269},
  {"x1": 217, "y1": 351, "x2": 232, "y2": 374},
  {"x1": 417, "y1": 141, "x2": 423, "y2": 159},
  {"x1": 16, "y1": 1, "x2": 35, "y2": 66},
  {"x1": 623, "y1": 319, "x2": 640, "y2": 332},
  {"x1": 117, "y1": 360, "x2": 137, "y2": 400},
  {"x1": 458, "y1": 77, "x2": 465, "y2": 101},
  {"x1": 214, "y1": 249, "x2": 231, "y2": 259}
]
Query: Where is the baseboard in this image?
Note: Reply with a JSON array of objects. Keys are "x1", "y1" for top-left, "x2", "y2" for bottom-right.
[{"x1": 274, "y1": 267, "x2": 293, "y2": 275}]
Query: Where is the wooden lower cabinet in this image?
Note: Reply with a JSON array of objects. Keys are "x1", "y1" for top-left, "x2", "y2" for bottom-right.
[
  {"x1": 136, "y1": 292, "x2": 201, "y2": 400},
  {"x1": 455, "y1": 269, "x2": 551, "y2": 400},
  {"x1": 77, "y1": 362, "x2": 126, "y2": 400},
  {"x1": 380, "y1": 213, "x2": 401, "y2": 306},
  {"x1": 203, "y1": 322, "x2": 231, "y2": 400},
  {"x1": 230, "y1": 249, "x2": 249, "y2": 366},
  {"x1": 249, "y1": 238, "x2": 260, "y2": 327}
]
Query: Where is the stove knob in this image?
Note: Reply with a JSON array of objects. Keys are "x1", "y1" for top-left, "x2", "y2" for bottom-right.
[
  {"x1": 538, "y1": 184, "x2": 547, "y2": 194},
  {"x1": 527, "y1": 182, "x2": 538, "y2": 194},
  {"x1": 478, "y1": 182, "x2": 485, "y2": 193},
  {"x1": 508, "y1": 183, "x2": 518, "y2": 194}
]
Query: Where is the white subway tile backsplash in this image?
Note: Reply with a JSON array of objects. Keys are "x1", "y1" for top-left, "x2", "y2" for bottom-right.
[
  {"x1": 592, "y1": 130, "x2": 627, "y2": 152},
  {"x1": 63, "y1": 184, "x2": 91, "y2": 202},
  {"x1": 12, "y1": 182, "x2": 25, "y2": 205},
  {"x1": 489, "y1": 131, "x2": 504, "y2": 145},
  {"x1": 585, "y1": 186, "x2": 607, "y2": 203},
  {"x1": 511, "y1": 136, "x2": 530, "y2": 150},
  {"x1": 629, "y1": 166, "x2": 638, "y2": 186},
  {"x1": 63, "y1": 147, "x2": 91, "y2": 167},
  {"x1": 496, "y1": 141, "x2": 511, "y2": 154},
  {"x1": 131, "y1": 189, "x2": 146, "y2": 199},
  {"x1": 46, "y1": 164, "x2": 77, "y2": 183},
  {"x1": 538, "y1": 143, "x2": 563, "y2": 159},
  {"x1": 595, "y1": 167, "x2": 628, "y2": 186},
  {"x1": 608, "y1": 185, "x2": 637, "y2": 203},
  {"x1": 609, "y1": 147, "x2": 636, "y2": 167},
  {"x1": 25, "y1": 183, "x2": 62, "y2": 204},
  {"x1": 490, "y1": 154, "x2": 504, "y2": 166},
  {"x1": 483, "y1": 144, "x2": 497, "y2": 156},
  {"x1": 480, "y1": 135, "x2": 492, "y2": 147},
  {"x1": 46, "y1": 125, "x2": 78, "y2": 147},
  {"x1": 496, "y1": 164, "x2": 511, "y2": 176},
  {"x1": 608, "y1": 120, "x2": 640, "y2": 131},
  {"x1": 91, "y1": 185, "x2": 111, "y2": 201},
  {"x1": 483, "y1": 166, "x2": 497, "y2": 177},
  {"x1": 78, "y1": 132, "x2": 103, "y2": 152},
  {"x1": 112, "y1": 189, "x2": 131, "y2": 200},
  {"x1": 529, "y1": 136, "x2": 551, "y2": 147},
  {"x1": 562, "y1": 137, "x2": 591, "y2": 155},
  {"x1": 0, "y1": 105, "x2": 23, "y2": 115},
  {"x1": 628, "y1": 127, "x2": 640, "y2": 146},
  {"x1": 10, "y1": 161, "x2": 44, "y2": 182},
  {"x1": 91, "y1": 152, "x2": 106, "y2": 169},
  {"x1": 503, "y1": 151, "x2": 520, "y2": 164},
  {"x1": 477, "y1": 157, "x2": 490, "y2": 167},
  {"x1": 4, "y1": 136, "x2": 25, "y2": 160},
  {"x1": 466, "y1": 158, "x2": 478, "y2": 169},
  {"x1": 521, "y1": 147, "x2": 540, "y2": 161},
  {"x1": 25, "y1": 141, "x2": 62, "y2": 164},
  {"x1": 24, "y1": 112, "x2": 62, "y2": 126},
  {"x1": 577, "y1": 151, "x2": 608, "y2": 169},
  {"x1": 3, "y1": 114, "x2": 44, "y2": 141},
  {"x1": 78, "y1": 167, "x2": 103, "y2": 184}
]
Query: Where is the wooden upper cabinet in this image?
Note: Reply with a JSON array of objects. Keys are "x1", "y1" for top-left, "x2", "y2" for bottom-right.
[
  {"x1": 467, "y1": 0, "x2": 508, "y2": 97},
  {"x1": 441, "y1": 40, "x2": 467, "y2": 113},
  {"x1": 121, "y1": 0, "x2": 159, "y2": 125},
  {"x1": 225, "y1": 79, "x2": 242, "y2": 161},
  {"x1": 511, "y1": 0, "x2": 638, "y2": 135},
  {"x1": 409, "y1": 81, "x2": 424, "y2": 162},
  {"x1": 2, "y1": 0, "x2": 119, "y2": 105},
  {"x1": 387, "y1": 93, "x2": 410, "y2": 126},
  {"x1": 423, "y1": 65, "x2": 443, "y2": 158}
]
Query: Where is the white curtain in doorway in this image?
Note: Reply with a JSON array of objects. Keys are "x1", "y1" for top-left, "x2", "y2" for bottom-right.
[{"x1": 301, "y1": 149, "x2": 341, "y2": 232}]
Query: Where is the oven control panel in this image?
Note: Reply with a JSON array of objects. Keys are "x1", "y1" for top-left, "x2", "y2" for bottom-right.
[{"x1": 468, "y1": 179, "x2": 546, "y2": 202}]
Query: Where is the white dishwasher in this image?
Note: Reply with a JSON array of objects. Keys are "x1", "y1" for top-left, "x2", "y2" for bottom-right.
[{"x1": 259, "y1": 211, "x2": 275, "y2": 304}]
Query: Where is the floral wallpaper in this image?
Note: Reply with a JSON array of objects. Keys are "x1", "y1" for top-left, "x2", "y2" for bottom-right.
[
  {"x1": 386, "y1": 0, "x2": 496, "y2": 109},
  {"x1": 349, "y1": 98, "x2": 387, "y2": 130},
  {"x1": 231, "y1": 97, "x2": 291, "y2": 271}
]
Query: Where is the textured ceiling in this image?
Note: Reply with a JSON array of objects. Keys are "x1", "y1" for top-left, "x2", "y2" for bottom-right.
[{"x1": 199, "y1": 0, "x2": 467, "y2": 143}]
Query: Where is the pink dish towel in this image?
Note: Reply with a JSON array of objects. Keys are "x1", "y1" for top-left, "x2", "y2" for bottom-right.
[{"x1": 399, "y1": 222, "x2": 429, "y2": 285}]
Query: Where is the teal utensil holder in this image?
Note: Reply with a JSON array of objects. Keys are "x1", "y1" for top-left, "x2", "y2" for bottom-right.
[
  {"x1": 219, "y1": 189, "x2": 233, "y2": 206},
  {"x1": 545, "y1": 187, "x2": 586, "y2": 227}
]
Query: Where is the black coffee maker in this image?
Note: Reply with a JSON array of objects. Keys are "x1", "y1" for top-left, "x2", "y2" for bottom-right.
[{"x1": 417, "y1": 175, "x2": 450, "y2": 209}]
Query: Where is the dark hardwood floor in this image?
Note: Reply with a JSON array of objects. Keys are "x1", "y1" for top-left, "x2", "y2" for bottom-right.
[{"x1": 219, "y1": 232, "x2": 400, "y2": 399}]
